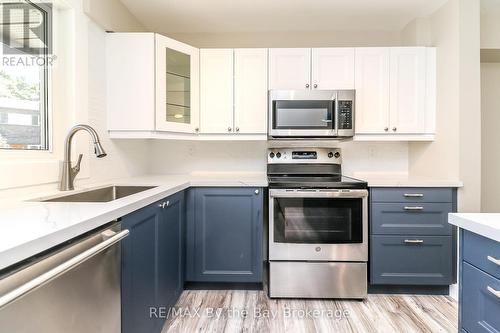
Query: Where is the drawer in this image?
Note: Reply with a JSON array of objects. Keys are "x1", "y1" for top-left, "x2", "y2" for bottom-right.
[
  {"x1": 370, "y1": 235, "x2": 453, "y2": 285},
  {"x1": 371, "y1": 202, "x2": 453, "y2": 236},
  {"x1": 371, "y1": 188, "x2": 454, "y2": 203},
  {"x1": 463, "y1": 231, "x2": 500, "y2": 280},
  {"x1": 462, "y1": 262, "x2": 500, "y2": 333}
]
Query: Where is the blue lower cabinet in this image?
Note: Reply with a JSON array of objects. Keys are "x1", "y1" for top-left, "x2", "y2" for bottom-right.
[
  {"x1": 369, "y1": 187, "x2": 457, "y2": 287},
  {"x1": 460, "y1": 230, "x2": 500, "y2": 333},
  {"x1": 157, "y1": 192, "x2": 185, "y2": 311},
  {"x1": 186, "y1": 187, "x2": 263, "y2": 283},
  {"x1": 462, "y1": 262, "x2": 500, "y2": 333},
  {"x1": 122, "y1": 192, "x2": 185, "y2": 333},
  {"x1": 370, "y1": 235, "x2": 453, "y2": 285}
]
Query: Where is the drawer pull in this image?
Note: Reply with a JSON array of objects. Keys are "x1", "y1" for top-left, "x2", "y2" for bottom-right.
[
  {"x1": 487, "y1": 286, "x2": 500, "y2": 299},
  {"x1": 404, "y1": 239, "x2": 424, "y2": 244},
  {"x1": 487, "y1": 256, "x2": 500, "y2": 266},
  {"x1": 404, "y1": 193, "x2": 424, "y2": 197},
  {"x1": 404, "y1": 206, "x2": 424, "y2": 211}
]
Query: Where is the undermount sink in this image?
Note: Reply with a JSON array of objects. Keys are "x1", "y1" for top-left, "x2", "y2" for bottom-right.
[{"x1": 39, "y1": 185, "x2": 157, "y2": 203}]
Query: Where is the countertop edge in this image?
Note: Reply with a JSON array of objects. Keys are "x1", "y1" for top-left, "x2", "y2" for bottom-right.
[{"x1": 448, "y1": 213, "x2": 500, "y2": 243}]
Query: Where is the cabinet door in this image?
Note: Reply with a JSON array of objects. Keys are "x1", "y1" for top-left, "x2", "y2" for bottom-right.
[
  {"x1": 268, "y1": 48, "x2": 311, "y2": 90},
  {"x1": 156, "y1": 34, "x2": 200, "y2": 133},
  {"x1": 157, "y1": 192, "x2": 184, "y2": 311},
  {"x1": 462, "y1": 263, "x2": 500, "y2": 333},
  {"x1": 187, "y1": 187, "x2": 263, "y2": 283},
  {"x1": 389, "y1": 47, "x2": 426, "y2": 134},
  {"x1": 121, "y1": 203, "x2": 162, "y2": 333},
  {"x1": 200, "y1": 49, "x2": 234, "y2": 134},
  {"x1": 311, "y1": 48, "x2": 355, "y2": 89},
  {"x1": 107, "y1": 33, "x2": 156, "y2": 131},
  {"x1": 234, "y1": 48, "x2": 268, "y2": 134},
  {"x1": 354, "y1": 48, "x2": 390, "y2": 134}
]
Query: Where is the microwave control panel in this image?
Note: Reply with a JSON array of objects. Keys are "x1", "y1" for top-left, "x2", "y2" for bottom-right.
[{"x1": 338, "y1": 100, "x2": 353, "y2": 130}]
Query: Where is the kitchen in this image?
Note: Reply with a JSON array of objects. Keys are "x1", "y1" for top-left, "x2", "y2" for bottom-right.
[{"x1": 0, "y1": 0, "x2": 498, "y2": 332}]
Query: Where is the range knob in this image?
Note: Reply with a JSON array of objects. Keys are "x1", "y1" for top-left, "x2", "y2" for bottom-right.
[
  {"x1": 269, "y1": 152, "x2": 275, "y2": 158},
  {"x1": 276, "y1": 152, "x2": 282, "y2": 159},
  {"x1": 334, "y1": 152, "x2": 341, "y2": 159},
  {"x1": 328, "y1": 152, "x2": 334, "y2": 158}
]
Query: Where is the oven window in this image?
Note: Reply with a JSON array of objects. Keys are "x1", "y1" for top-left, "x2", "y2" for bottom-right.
[
  {"x1": 273, "y1": 198, "x2": 362, "y2": 244},
  {"x1": 273, "y1": 100, "x2": 333, "y2": 129}
]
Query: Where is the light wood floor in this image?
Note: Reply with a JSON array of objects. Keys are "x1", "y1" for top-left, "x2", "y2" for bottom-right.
[{"x1": 162, "y1": 289, "x2": 458, "y2": 333}]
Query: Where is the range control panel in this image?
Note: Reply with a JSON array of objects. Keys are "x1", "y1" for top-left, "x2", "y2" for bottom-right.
[{"x1": 267, "y1": 148, "x2": 341, "y2": 164}]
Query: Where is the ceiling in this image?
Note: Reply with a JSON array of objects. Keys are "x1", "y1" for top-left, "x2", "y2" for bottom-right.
[{"x1": 120, "y1": 0, "x2": 448, "y2": 34}]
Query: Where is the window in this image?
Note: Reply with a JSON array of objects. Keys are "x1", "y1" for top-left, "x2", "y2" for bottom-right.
[{"x1": 0, "y1": 1, "x2": 51, "y2": 150}]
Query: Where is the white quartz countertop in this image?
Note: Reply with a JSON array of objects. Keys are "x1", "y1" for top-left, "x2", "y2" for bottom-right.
[
  {"x1": 352, "y1": 173, "x2": 463, "y2": 187},
  {"x1": 0, "y1": 173, "x2": 267, "y2": 271},
  {"x1": 449, "y1": 213, "x2": 500, "y2": 242}
]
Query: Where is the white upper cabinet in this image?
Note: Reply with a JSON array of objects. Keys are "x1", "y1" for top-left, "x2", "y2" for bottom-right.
[
  {"x1": 269, "y1": 48, "x2": 311, "y2": 90},
  {"x1": 107, "y1": 33, "x2": 156, "y2": 131},
  {"x1": 234, "y1": 48, "x2": 268, "y2": 134},
  {"x1": 200, "y1": 49, "x2": 234, "y2": 134},
  {"x1": 389, "y1": 47, "x2": 426, "y2": 134},
  {"x1": 311, "y1": 48, "x2": 355, "y2": 89},
  {"x1": 155, "y1": 34, "x2": 200, "y2": 133},
  {"x1": 106, "y1": 33, "x2": 199, "y2": 134},
  {"x1": 354, "y1": 47, "x2": 435, "y2": 140},
  {"x1": 355, "y1": 48, "x2": 390, "y2": 134}
]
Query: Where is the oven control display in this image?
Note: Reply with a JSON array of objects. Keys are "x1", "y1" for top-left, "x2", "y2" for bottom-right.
[
  {"x1": 292, "y1": 151, "x2": 317, "y2": 159},
  {"x1": 338, "y1": 100, "x2": 353, "y2": 130}
]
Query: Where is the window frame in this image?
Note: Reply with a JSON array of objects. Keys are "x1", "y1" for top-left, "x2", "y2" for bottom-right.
[{"x1": 0, "y1": 0, "x2": 51, "y2": 151}]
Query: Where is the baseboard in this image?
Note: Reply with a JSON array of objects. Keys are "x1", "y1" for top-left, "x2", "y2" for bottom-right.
[
  {"x1": 368, "y1": 284, "x2": 450, "y2": 295},
  {"x1": 184, "y1": 282, "x2": 263, "y2": 291}
]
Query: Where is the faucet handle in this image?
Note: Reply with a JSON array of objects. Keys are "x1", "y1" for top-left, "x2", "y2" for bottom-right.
[{"x1": 73, "y1": 154, "x2": 83, "y2": 172}]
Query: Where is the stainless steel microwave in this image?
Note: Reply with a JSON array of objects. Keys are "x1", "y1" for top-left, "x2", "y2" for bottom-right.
[{"x1": 268, "y1": 90, "x2": 355, "y2": 139}]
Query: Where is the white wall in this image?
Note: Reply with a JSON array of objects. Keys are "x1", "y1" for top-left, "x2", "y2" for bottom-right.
[
  {"x1": 481, "y1": 63, "x2": 500, "y2": 212},
  {"x1": 168, "y1": 30, "x2": 402, "y2": 48},
  {"x1": 481, "y1": 0, "x2": 500, "y2": 48}
]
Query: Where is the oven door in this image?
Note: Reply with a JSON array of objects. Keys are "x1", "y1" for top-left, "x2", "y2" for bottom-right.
[
  {"x1": 269, "y1": 189, "x2": 368, "y2": 261},
  {"x1": 268, "y1": 90, "x2": 337, "y2": 137}
]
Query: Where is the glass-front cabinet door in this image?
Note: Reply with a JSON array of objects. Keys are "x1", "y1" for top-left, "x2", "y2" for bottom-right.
[{"x1": 155, "y1": 34, "x2": 199, "y2": 133}]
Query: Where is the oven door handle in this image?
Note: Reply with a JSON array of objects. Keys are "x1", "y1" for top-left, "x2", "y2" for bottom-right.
[{"x1": 269, "y1": 189, "x2": 368, "y2": 199}]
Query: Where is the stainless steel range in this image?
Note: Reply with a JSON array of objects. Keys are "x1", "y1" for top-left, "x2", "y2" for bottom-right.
[{"x1": 267, "y1": 147, "x2": 368, "y2": 299}]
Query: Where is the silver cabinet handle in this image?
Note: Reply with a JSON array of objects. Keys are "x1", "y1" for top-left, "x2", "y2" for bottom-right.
[
  {"x1": 404, "y1": 206, "x2": 424, "y2": 211},
  {"x1": 166, "y1": 200, "x2": 170, "y2": 207},
  {"x1": 404, "y1": 239, "x2": 424, "y2": 244},
  {"x1": 158, "y1": 202, "x2": 166, "y2": 209},
  {"x1": 255, "y1": 189, "x2": 259, "y2": 195},
  {"x1": 0, "y1": 229, "x2": 129, "y2": 310},
  {"x1": 195, "y1": 127, "x2": 199, "y2": 133},
  {"x1": 228, "y1": 127, "x2": 232, "y2": 132},
  {"x1": 235, "y1": 127, "x2": 240, "y2": 132},
  {"x1": 487, "y1": 286, "x2": 500, "y2": 299},
  {"x1": 487, "y1": 256, "x2": 500, "y2": 266},
  {"x1": 392, "y1": 127, "x2": 397, "y2": 132},
  {"x1": 404, "y1": 193, "x2": 424, "y2": 197},
  {"x1": 305, "y1": 84, "x2": 310, "y2": 88},
  {"x1": 313, "y1": 84, "x2": 318, "y2": 88},
  {"x1": 384, "y1": 127, "x2": 389, "y2": 132}
]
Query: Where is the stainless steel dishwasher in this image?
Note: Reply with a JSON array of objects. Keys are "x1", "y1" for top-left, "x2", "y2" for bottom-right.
[{"x1": 0, "y1": 222, "x2": 129, "y2": 333}]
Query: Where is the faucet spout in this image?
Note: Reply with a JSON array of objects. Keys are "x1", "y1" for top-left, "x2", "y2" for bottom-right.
[{"x1": 59, "y1": 124, "x2": 107, "y2": 191}]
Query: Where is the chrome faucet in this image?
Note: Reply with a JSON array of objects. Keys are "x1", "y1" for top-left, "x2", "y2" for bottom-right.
[{"x1": 59, "y1": 124, "x2": 107, "y2": 191}]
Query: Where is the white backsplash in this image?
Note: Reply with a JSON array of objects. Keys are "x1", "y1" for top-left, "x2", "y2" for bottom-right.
[{"x1": 148, "y1": 140, "x2": 409, "y2": 177}]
